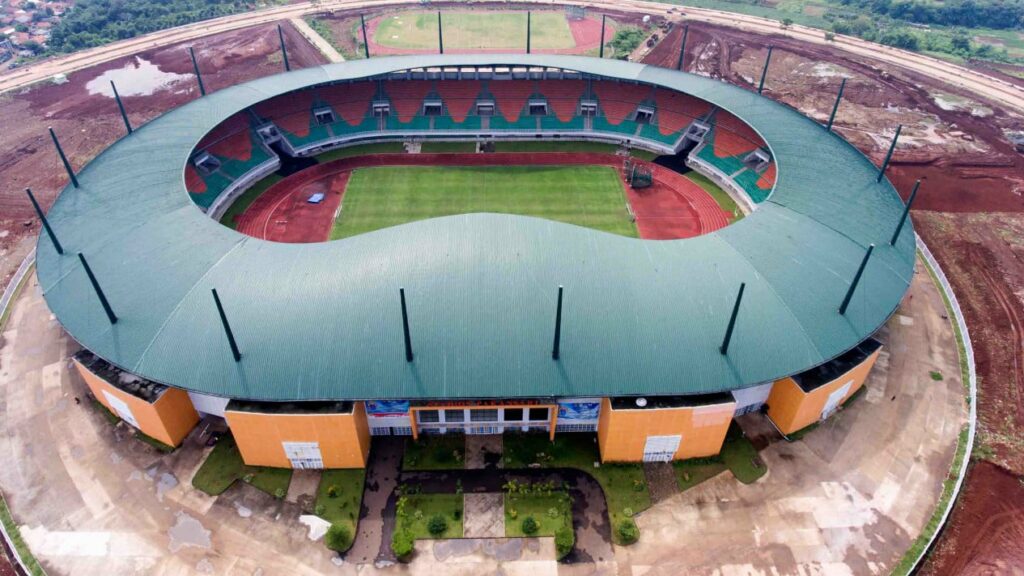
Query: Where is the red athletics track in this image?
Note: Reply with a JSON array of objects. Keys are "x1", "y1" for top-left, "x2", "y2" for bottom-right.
[{"x1": 233, "y1": 153, "x2": 732, "y2": 243}]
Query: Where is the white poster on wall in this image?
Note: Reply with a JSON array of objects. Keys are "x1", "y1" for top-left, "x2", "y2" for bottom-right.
[{"x1": 102, "y1": 390, "x2": 139, "y2": 429}]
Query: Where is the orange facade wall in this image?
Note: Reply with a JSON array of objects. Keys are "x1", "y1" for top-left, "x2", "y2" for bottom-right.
[
  {"x1": 225, "y1": 402, "x2": 371, "y2": 469},
  {"x1": 766, "y1": 347, "x2": 881, "y2": 435},
  {"x1": 597, "y1": 397, "x2": 736, "y2": 462},
  {"x1": 74, "y1": 359, "x2": 199, "y2": 447}
]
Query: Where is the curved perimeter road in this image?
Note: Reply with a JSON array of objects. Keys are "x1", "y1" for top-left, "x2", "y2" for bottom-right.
[{"x1": 1, "y1": 0, "x2": 1022, "y2": 115}]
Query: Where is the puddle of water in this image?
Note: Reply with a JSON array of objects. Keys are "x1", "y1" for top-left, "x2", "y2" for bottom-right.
[
  {"x1": 168, "y1": 511, "x2": 212, "y2": 553},
  {"x1": 810, "y1": 62, "x2": 851, "y2": 79},
  {"x1": 85, "y1": 56, "x2": 190, "y2": 98},
  {"x1": 156, "y1": 472, "x2": 178, "y2": 502},
  {"x1": 233, "y1": 501, "x2": 252, "y2": 518}
]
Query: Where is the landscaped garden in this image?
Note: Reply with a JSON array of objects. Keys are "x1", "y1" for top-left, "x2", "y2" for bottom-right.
[
  {"x1": 314, "y1": 469, "x2": 366, "y2": 552},
  {"x1": 672, "y1": 423, "x2": 767, "y2": 490},
  {"x1": 391, "y1": 488, "x2": 465, "y2": 561},
  {"x1": 191, "y1": 434, "x2": 293, "y2": 498},
  {"x1": 402, "y1": 435, "x2": 465, "y2": 470}
]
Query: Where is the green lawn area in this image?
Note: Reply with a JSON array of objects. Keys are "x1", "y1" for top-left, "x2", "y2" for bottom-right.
[
  {"x1": 315, "y1": 142, "x2": 406, "y2": 162},
  {"x1": 398, "y1": 493, "x2": 464, "y2": 539},
  {"x1": 504, "y1": 492, "x2": 572, "y2": 537},
  {"x1": 673, "y1": 459, "x2": 727, "y2": 492},
  {"x1": 330, "y1": 165, "x2": 637, "y2": 240},
  {"x1": 374, "y1": 10, "x2": 575, "y2": 50},
  {"x1": 0, "y1": 493, "x2": 46, "y2": 576},
  {"x1": 671, "y1": 423, "x2": 766, "y2": 488},
  {"x1": 191, "y1": 435, "x2": 293, "y2": 497},
  {"x1": 502, "y1": 433, "x2": 651, "y2": 544},
  {"x1": 219, "y1": 173, "x2": 283, "y2": 229},
  {"x1": 685, "y1": 172, "x2": 743, "y2": 222},
  {"x1": 314, "y1": 468, "x2": 366, "y2": 550},
  {"x1": 491, "y1": 140, "x2": 659, "y2": 160},
  {"x1": 403, "y1": 435, "x2": 466, "y2": 470}
]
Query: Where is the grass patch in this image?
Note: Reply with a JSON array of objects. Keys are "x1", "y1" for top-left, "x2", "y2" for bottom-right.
[
  {"x1": 314, "y1": 469, "x2": 365, "y2": 551},
  {"x1": 403, "y1": 435, "x2": 465, "y2": 470},
  {"x1": 504, "y1": 491, "x2": 572, "y2": 537},
  {"x1": 331, "y1": 165, "x2": 637, "y2": 240},
  {"x1": 219, "y1": 173, "x2": 282, "y2": 229},
  {"x1": 719, "y1": 423, "x2": 765, "y2": 484},
  {"x1": 503, "y1": 433, "x2": 651, "y2": 544},
  {"x1": 375, "y1": 10, "x2": 574, "y2": 51},
  {"x1": 685, "y1": 172, "x2": 743, "y2": 222},
  {"x1": 673, "y1": 458, "x2": 727, "y2": 492},
  {"x1": 314, "y1": 142, "x2": 406, "y2": 162},
  {"x1": 396, "y1": 492, "x2": 464, "y2": 539},
  {"x1": 91, "y1": 397, "x2": 121, "y2": 425},
  {"x1": 191, "y1": 435, "x2": 292, "y2": 497},
  {"x1": 930, "y1": 370, "x2": 944, "y2": 381},
  {"x1": 419, "y1": 141, "x2": 477, "y2": 153},
  {"x1": 0, "y1": 493, "x2": 46, "y2": 576},
  {"x1": 491, "y1": 140, "x2": 658, "y2": 160}
]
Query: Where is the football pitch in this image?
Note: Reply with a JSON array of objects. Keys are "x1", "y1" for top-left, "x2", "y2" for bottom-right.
[
  {"x1": 330, "y1": 165, "x2": 637, "y2": 240},
  {"x1": 373, "y1": 11, "x2": 576, "y2": 51}
]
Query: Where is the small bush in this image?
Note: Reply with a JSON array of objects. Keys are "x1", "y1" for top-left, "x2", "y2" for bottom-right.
[
  {"x1": 325, "y1": 523, "x2": 352, "y2": 552},
  {"x1": 274, "y1": 488, "x2": 286, "y2": 500},
  {"x1": 617, "y1": 519, "x2": 639, "y2": 544},
  {"x1": 392, "y1": 528, "x2": 415, "y2": 561},
  {"x1": 555, "y1": 526, "x2": 575, "y2": 560},
  {"x1": 547, "y1": 507, "x2": 560, "y2": 518},
  {"x1": 508, "y1": 508, "x2": 518, "y2": 520},
  {"x1": 521, "y1": 516, "x2": 539, "y2": 535},
  {"x1": 327, "y1": 485, "x2": 339, "y2": 498},
  {"x1": 315, "y1": 503, "x2": 327, "y2": 516},
  {"x1": 623, "y1": 507, "x2": 634, "y2": 518},
  {"x1": 427, "y1": 514, "x2": 448, "y2": 536},
  {"x1": 453, "y1": 509, "x2": 462, "y2": 520}
]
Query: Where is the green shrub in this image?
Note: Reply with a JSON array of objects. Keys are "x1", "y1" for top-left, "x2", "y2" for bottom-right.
[
  {"x1": 327, "y1": 485, "x2": 339, "y2": 498},
  {"x1": 427, "y1": 514, "x2": 448, "y2": 536},
  {"x1": 521, "y1": 516, "x2": 539, "y2": 535},
  {"x1": 315, "y1": 504, "x2": 327, "y2": 516},
  {"x1": 617, "y1": 519, "x2": 639, "y2": 544},
  {"x1": 325, "y1": 523, "x2": 352, "y2": 552},
  {"x1": 392, "y1": 528, "x2": 415, "y2": 561},
  {"x1": 274, "y1": 487, "x2": 286, "y2": 500},
  {"x1": 555, "y1": 526, "x2": 575, "y2": 560}
]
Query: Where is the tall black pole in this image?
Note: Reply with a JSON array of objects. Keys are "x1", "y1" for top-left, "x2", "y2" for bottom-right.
[
  {"x1": 552, "y1": 286, "x2": 563, "y2": 360},
  {"x1": 361, "y1": 14, "x2": 370, "y2": 58},
  {"x1": 278, "y1": 24, "x2": 291, "y2": 71},
  {"x1": 719, "y1": 283, "x2": 745, "y2": 355},
  {"x1": 110, "y1": 81, "x2": 132, "y2": 135},
  {"x1": 211, "y1": 288, "x2": 241, "y2": 362},
  {"x1": 890, "y1": 180, "x2": 920, "y2": 246},
  {"x1": 526, "y1": 11, "x2": 531, "y2": 54},
  {"x1": 599, "y1": 14, "x2": 607, "y2": 58},
  {"x1": 49, "y1": 127, "x2": 78, "y2": 189},
  {"x1": 876, "y1": 125, "x2": 902, "y2": 183},
  {"x1": 676, "y1": 24, "x2": 689, "y2": 71},
  {"x1": 839, "y1": 244, "x2": 875, "y2": 315},
  {"x1": 825, "y1": 77, "x2": 845, "y2": 132},
  {"x1": 79, "y1": 253, "x2": 117, "y2": 325},
  {"x1": 26, "y1": 188, "x2": 63, "y2": 255},
  {"x1": 400, "y1": 287, "x2": 413, "y2": 362},
  {"x1": 757, "y1": 46, "x2": 773, "y2": 94},
  {"x1": 188, "y1": 46, "x2": 205, "y2": 96},
  {"x1": 438, "y1": 11, "x2": 444, "y2": 54}
]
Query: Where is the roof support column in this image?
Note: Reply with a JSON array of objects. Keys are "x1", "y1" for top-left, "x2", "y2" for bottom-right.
[
  {"x1": 278, "y1": 24, "x2": 291, "y2": 72},
  {"x1": 110, "y1": 81, "x2": 132, "y2": 135},
  {"x1": 757, "y1": 46, "x2": 773, "y2": 94},
  {"x1": 890, "y1": 180, "x2": 920, "y2": 245},
  {"x1": 212, "y1": 288, "x2": 241, "y2": 362},
  {"x1": 719, "y1": 283, "x2": 745, "y2": 355},
  {"x1": 400, "y1": 287, "x2": 413, "y2": 362},
  {"x1": 438, "y1": 11, "x2": 444, "y2": 54},
  {"x1": 876, "y1": 125, "x2": 902, "y2": 182},
  {"x1": 825, "y1": 77, "x2": 845, "y2": 132},
  {"x1": 26, "y1": 188, "x2": 63, "y2": 255},
  {"x1": 839, "y1": 244, "x2": 875, "y2": 315},
  {"x1": 361, "y1": 14, "x2": 370, "y2": 58},
  {"x1": 49, "y1": 127, "x2": 78, "y2": 188},
  {"x1": 676, "y1": 24, "x2": 689, "y2": 71},
  {"x1": 526, "y1": 11, "x2": 532, "y2": 54},
  {"x1": 79, "y1": 253, "x2": 117, "y2": 325},
  {"x1": 599, "y1": 15, "x2": 607, "y2": 58},
  {"x1": 552, "y1": 285, "x2": 563, "y2": 360},
  {"x1": 189, "y1": 47, "x2": 206, "y2": 96}
]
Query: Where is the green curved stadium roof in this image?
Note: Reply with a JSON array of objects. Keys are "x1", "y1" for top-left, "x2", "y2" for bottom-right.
[{"x1": 36, "y1": 55, "x2": 915, "y2": 401}]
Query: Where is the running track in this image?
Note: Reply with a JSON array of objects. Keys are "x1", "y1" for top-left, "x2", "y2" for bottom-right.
[{"x1": 234, "y1": 152, "x2": 732, "y2": 243}]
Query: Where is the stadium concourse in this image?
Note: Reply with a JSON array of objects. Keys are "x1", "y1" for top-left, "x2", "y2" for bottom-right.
[{"x1": 37, "y1": 54, "x2": 915, "y2": 470}]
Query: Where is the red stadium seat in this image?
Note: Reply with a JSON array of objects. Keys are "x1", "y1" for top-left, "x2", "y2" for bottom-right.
[
  {"x1": 655, "y1": 90, "x2": 711, "y2": 135},
  {"x1": 538, "y1": 80, "x2": 585, "y2": 121},
  {"x1": 488, "y1": 80, "x2": 536, "y2": 121},
  {"x1": 382, "y1": 81, "x2": 434, "y2": 122},
  {"x1": 592, "y1": 82, "x2": 651, "y2": 125},
  {"x1": 436, "y1": 80, "x2": 482, "y2": 122}
]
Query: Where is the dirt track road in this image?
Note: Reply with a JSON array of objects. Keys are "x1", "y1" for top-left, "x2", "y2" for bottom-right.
[{"x1": 1, "y1": 0, "x2": 1022, "y2": 115}]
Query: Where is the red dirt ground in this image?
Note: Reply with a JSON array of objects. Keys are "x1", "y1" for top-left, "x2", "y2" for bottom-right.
[
  {"x1": 234, "y1": 152, "x2": 730, "y2": 243},
  {"x1": 364, "y1": 12, "x2": 614, "y2": 56}
]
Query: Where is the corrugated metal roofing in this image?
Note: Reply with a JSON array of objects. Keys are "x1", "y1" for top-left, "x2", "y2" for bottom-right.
[{"x1": 35, "y1": 55, "x2": 916, "y2": 401}]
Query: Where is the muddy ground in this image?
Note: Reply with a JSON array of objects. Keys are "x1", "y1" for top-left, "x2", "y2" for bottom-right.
[
  {"x1": 0, "y1": 21, "x2": 327, "y2": 288},
  {"x1": 643, "y1": 22, "x2": 1024, "y2": 575}
]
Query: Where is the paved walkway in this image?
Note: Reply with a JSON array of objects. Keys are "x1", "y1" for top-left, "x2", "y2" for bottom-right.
[
  {"x1": 289, "y1": 17, "x2": 344, "y2": 63},
  {"x1": 462, "y1": 493, "x2": 504, "y2": 538}
]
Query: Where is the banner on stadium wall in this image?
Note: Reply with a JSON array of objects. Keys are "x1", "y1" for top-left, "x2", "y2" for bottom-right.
[
  {"x1": 557, "y1": 399, "x2": 600, "y2": 421},
  {"x1": 365, "y1": 400, "x2": 410, "y2": 417}
]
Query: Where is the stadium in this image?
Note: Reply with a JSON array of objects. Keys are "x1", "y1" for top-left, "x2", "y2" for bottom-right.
[{"x1": 35, "y1": 53, "x2": 915, "y2": 470}]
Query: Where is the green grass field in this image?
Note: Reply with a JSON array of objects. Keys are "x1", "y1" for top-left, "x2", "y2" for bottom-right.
[
  {"x1": 330, "y1": 165, "x2": 637, "y2": 240},
  {"x1": 374, "y1": 11, "x2": 575, "y2": 50}
]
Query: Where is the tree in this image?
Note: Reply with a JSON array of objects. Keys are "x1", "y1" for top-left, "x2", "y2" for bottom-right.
[
  {"x1": 324, "y1": 524, "x2": 352, "y2": 552},
  {"x1": 781, "y1": 17, "x2": 794, "y2": 29},
  {"x1": 951, "y1": 29, "x2": 972, "y2": 53},
  {"x1": 391, "y1": 528, "x2": 415, "y2": 562},
  {"x1": 427, "y1": 514, "x2": 448, "y2": 536},
  {"x1": 617, "y1": 519, "x2": 640, "y2": 544},
  {"x1": 521, "y1": 516, "x2": 539, "y2": 535},
  {"x1": 555, "y1": 527, "x2": 575, "y2": 560},
  {"x1": 825, "y1": 31, "x2": 836, "y2": 42}
]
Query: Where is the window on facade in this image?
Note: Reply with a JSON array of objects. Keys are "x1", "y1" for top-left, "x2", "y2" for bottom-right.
[
  {"x1": 313, "y1": 108, "x2": 335, "y2": 125},
  {"x1": 470, "y1": 409, "x2": 498, "y2": 422},
  {"x1": 418, "y1": 409, "x2": 440, "y2": 423},
  {"x1": 423, "y1": 102, "x2": 443, "y2": 116},
  {"x1": 373, "y1": 103, "x2": 390, "y2": 117},
  {"x1": 193, "y1": 153, "x2": 220, "y2": 175},
  {"x1": 634, "y1": 109, "x2": 654, "y2": 124},
  {"x1": 580, "y1": 101, "x2": 598, "y2": 117},
  {"x1": 528, "y1": 407, "x2": 550, "y2": 421},
  {"x1": 503, "y1": 408, "x2": 524, "y2": 421},
  {"x1": 529, "y1": 102, "x2": 548, "y2": 116},
  {"x1": 444, "y1": 409, "x2": 465, "y2": 422},
  {"x1": 476, "y1": 103, "x2": 495, "y2": 116}
]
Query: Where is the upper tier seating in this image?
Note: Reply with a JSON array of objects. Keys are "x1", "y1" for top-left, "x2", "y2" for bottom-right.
[
  {"x1": 655, "y1": 90, "x2": 712, "y2": 136},
  {"x1": 714, "y1": 110, "x2": 765, "y2": 148},
  {"x1": 488, "y1": 80, "x2": 536, "y2": 122},
  {"x1": 318, "y1": 82, "x2": 378, "y2": 126},
  {"x1": 592, "y1": 81, "x2": 651, "y2": 125},
  {"x1": 435, "y1": 80, "x2": 483, "y2": 123},
  {"x1": 188, "y1": 113, "x2": 275, "y2": 209},
  {"x1": 538, "y1": 80, "x2": 586, "y2": 121},
  {"x1": 382, "y1": 80, "x2": 435, "y2": 123}
]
